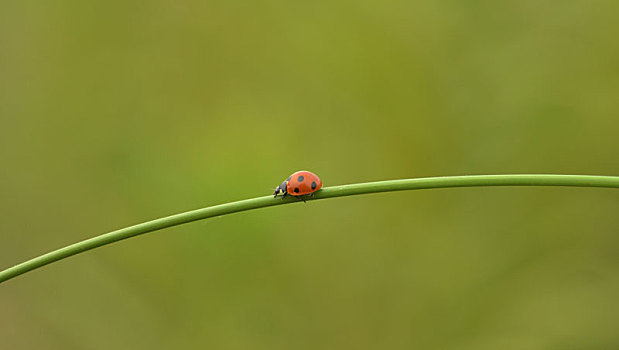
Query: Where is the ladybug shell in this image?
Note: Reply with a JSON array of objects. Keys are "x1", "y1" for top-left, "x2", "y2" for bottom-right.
[{"x1": 286, "y1": 171, "x2": 322, "y2": 196}]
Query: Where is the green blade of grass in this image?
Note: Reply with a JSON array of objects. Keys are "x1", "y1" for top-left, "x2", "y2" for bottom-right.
[{"x1": 1, "y1": 174, "x2": 618, "y2": 284}]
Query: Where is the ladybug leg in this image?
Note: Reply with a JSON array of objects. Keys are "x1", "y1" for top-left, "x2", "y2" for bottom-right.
[{"x1": 282, "y1": 192, "x2": 287, "y2": 199}]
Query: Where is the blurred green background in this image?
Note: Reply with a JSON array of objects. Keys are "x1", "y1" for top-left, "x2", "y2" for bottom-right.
[{"x1": 1, "y1": 0, "x2": 618, "y2": 349}]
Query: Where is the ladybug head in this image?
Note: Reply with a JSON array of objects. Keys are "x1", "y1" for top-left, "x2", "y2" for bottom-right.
[{"x1": 273, "y1": 180, "x2": 288, "y2": 198}]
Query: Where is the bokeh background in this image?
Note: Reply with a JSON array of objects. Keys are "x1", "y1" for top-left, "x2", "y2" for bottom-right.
[{"x1": 1, "y1": 0, "x2": 618, "y2": 349}]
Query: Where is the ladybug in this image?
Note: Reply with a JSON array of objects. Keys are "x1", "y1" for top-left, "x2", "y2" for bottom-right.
[{"x1": 273, "y1": 170, "x2": 323, "y2": 200}]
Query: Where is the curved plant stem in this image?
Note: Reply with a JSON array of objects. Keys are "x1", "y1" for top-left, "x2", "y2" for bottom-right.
[{"x1": 1, "y1": 174, "x2": 618, "y2": 284}]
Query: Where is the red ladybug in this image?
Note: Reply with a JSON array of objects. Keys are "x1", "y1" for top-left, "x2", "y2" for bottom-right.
[{"x1": 273, "y1": 170, "x2": 323, "y2": 199}]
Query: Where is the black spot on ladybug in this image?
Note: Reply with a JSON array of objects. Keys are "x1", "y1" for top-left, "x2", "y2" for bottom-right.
[
  {"x1": 294, "y1": 187, "x2": 300, "y2": 193},
  {"x1": 311, "y1": 181, "x2": 317, "y2": 190},
  {"x1": 297, "y1": 175, "x2": 305, "y2": 182}
]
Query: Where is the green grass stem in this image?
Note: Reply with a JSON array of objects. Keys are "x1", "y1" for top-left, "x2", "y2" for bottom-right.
[{"x1": 1, "y1": 174, "x2": 617, "y2": 284}]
